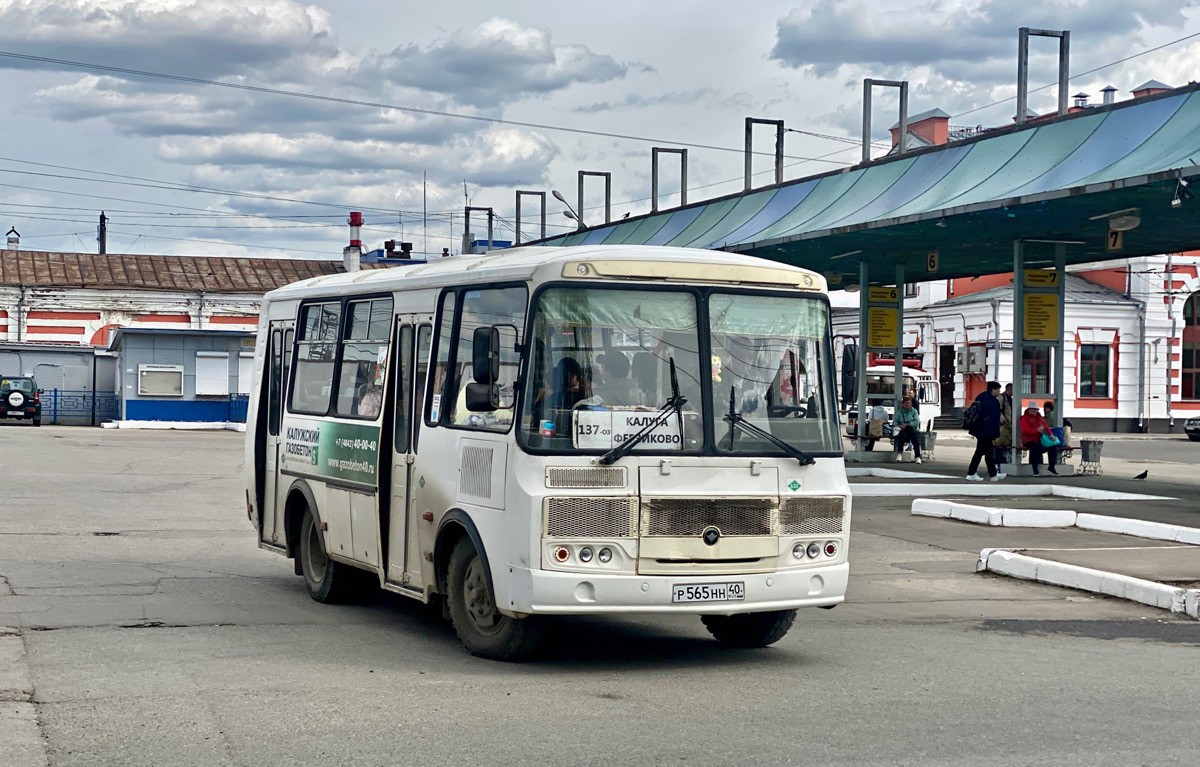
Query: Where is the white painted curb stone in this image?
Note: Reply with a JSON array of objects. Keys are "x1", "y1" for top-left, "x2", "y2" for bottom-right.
[{"x1": 979, "y1": 549, "x2": 1197, "y2": 619}]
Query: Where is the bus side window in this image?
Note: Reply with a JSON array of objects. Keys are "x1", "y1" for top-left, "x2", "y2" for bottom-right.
[
  {"x1": 427, "y1": 292, "x2": 457, "y2": 426},
  {"x1": 290, "y1": 302, "x2": 341, "y2": 415},
  {"x1": 445, "y1": 286, "x2": 528, "y2": 431},
  {"x1": 268, "y1": 329, "x2": 283, "y2": 436},
  {"x1": 393, "y1": 324, "x2": 413, "y2": 453},
  {"x1": 413, "y1": 324, "x2": 431, "y2": 451},
  {"x1": 335, "y1": 297, "x2": 393, "y2": 420}
]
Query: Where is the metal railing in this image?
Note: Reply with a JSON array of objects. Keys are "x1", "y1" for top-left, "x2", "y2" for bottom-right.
[
  {"x1": 227, "y1": 393, "x2": 250, "y2": 423},
  {"x1": 42, "y1": 389, "x2": 119, "y2": 426}
]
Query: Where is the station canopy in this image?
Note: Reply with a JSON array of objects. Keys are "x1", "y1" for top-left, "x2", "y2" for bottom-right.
[{"x1": 533, "y1": 83, "x2": 1200, "y2": 285}]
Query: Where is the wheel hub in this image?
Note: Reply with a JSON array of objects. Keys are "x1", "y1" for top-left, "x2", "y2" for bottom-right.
[{"x1": 463, "y1": 558, "x2": 501, "y2": 632}]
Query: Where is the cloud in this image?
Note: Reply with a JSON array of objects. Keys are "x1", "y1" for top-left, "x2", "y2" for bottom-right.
[
  {"x1": 771, "y1": 0, "x2": 1200, "y2": 78},
  {"x1": 369, "y1": 17, "x2": 627, "y2": 107},
  {"x1": 571, "y1": 88, "x2": 719, "y2": 114}
]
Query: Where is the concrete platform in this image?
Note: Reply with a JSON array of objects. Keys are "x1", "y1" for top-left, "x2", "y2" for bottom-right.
[{"x1": 999, "y1": 462, "x2": 1076, "y2": 477}]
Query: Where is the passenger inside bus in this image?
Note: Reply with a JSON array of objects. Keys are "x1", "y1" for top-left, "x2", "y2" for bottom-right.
[{"x1": 591, "y1": 351, "x2": 641, "y2": 405}]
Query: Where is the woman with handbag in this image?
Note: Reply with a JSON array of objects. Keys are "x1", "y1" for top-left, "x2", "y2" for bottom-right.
[{"x1": 1019, "y1": 404, "x2": 1058, "y2": 476}]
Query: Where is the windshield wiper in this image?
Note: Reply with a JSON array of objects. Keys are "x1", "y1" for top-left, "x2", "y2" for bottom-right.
[
  {"x1": 598, "y1": 357, "x2": 686, "y2": 466},
  {"x1": 723, "y1": 386, "x2": 815, "y2": 466}
]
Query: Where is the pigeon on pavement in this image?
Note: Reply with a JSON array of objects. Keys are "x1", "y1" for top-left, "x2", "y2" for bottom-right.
[{"x1": 1134, "y1": 470, "x2": 1149, "y2": 480}]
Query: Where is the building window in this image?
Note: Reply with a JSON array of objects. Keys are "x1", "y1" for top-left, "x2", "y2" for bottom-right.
[
  {"x1": 904, "y1": 283, "x2": 919, "y2": 298},
  {"x1": 195, "y1": 352, "x2": 230, "y2": 396},
  {"x1": 1079, "y1": 344, "x2": 1110, "y2": 398},
  {"x1": 1022, "y1": 346, "x2": 1049, "y2": 395},
  {"x1": 1183, "y1": 292, "x2": 1200, "y2": 400}
]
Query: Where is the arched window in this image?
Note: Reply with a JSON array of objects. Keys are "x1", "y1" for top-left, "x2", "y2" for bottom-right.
[{"x1": 1183, "y1": 292, "x2": 1200, "y2": 400}]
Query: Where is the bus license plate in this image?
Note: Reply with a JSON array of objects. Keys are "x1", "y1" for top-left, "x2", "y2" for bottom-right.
[{"x1": 671, "y1": 582, "x2": 745, "y2": 603}]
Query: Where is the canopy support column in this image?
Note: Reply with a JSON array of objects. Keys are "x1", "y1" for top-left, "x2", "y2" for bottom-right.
[
  {"x1": 894, "y1": 263, "x2": 905, "y2": 420},
  {"x1": 856, "y1": 260, "x2": 869, "y2": 450}
]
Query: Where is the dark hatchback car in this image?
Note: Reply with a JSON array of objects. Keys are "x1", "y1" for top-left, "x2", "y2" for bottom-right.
[{"x1": 1, "y1": 375, "x2": 42, "y2": 426}]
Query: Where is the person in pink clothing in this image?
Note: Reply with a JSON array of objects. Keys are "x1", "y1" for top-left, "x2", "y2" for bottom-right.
[{"x1": 1019, "y1": 404, "x2": 1052, "y2": 475}]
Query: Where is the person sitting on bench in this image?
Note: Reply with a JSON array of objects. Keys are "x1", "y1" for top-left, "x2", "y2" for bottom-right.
[{"x1": 893, "y1": 396, "x2": 922, "y2": 463}]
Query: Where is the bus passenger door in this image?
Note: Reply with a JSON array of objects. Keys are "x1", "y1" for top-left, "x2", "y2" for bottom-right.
[
  {"x1": 386, "y1": 322, "x2": 415, "y2": 585},
  {"x1": 262, "y1": 322, "x2": 293, "y2": 545}
]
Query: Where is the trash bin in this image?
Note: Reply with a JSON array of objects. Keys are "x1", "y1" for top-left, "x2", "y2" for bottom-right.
[{"x1": 1081, "y1": 439, "x2": 1103, "y2": 463}]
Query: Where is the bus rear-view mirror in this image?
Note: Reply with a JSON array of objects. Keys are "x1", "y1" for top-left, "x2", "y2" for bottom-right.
[{"x1": 472, "y1": 326, "x2": 500, "y2": 385}]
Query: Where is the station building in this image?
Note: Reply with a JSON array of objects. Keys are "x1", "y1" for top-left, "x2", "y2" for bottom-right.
[
  {"x1": 832, "y1": 251, "x2": 1200, "y2": 432},
  {"x1": 0, "y1": 249, "x2": 358, "y2": 423}
]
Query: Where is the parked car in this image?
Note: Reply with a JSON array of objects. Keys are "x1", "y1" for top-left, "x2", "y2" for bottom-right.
[
  {"x1": 1186, "y1": 416, "x2": 1200, "y2": 442},
  {"x1": 1, "y1": 376, "x2": 42, "y2": 426}
]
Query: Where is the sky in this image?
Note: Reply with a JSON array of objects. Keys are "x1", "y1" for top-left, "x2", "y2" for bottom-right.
[{"x1": 0, "y1": 0, "x2": 1198, "y2": 261}]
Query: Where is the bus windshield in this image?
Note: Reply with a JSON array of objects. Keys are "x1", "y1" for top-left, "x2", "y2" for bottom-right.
[
  {"x1": 519, "y1": 285, "x2": 840, "y2": 456},
  {"x1": 709, "y1": 292, "x2": 841, "y2": 456}
]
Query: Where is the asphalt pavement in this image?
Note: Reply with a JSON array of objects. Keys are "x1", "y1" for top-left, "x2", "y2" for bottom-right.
[{"x1": 2, "y1": 425, "x2": 1199, "y2": 767}]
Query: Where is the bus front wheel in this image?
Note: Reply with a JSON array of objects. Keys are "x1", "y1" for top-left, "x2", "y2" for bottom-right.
[
  {"x1": 446, "y1": 538, "x2": 543, "y2": 661},
  {"x1": 299, "y1": 508, "x2": 356, "y2": 603},
  {"x1": 701, "y1": 609, "x2": 797, "y2": 648}
]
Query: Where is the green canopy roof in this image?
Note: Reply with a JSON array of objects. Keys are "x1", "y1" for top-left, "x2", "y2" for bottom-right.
[{"x1": 533, "y1": 84, "x2": 1200, "y2": 284}]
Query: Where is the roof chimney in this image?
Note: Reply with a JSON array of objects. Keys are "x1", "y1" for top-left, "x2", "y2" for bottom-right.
[
  {"x1": 1072, "y1": 92, "x2": 1089, "y2": 110},
  {"x1": 1101, "y1": 85, "x2": 1117, "y2": 105},
  {"x1": 348, "y1": 211, "x2": 363, "y2": 249},
  {"x1": 1132, "y1": 79, "x2": 1172, "y2": 99},
  {"x1": 5, "y1": 227, "x2": 17, "y2": 250}
]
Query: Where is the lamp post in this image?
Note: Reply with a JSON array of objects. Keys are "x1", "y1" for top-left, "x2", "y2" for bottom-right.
[{"x1": 551, "y1": 189, "x2": 585, "y2": 230}]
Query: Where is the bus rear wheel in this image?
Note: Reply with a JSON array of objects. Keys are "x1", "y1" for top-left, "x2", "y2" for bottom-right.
[
  {"x1": 701, "y1": 609, "x2": 797, "y2": 648},
  {"x1": 299, "y1": 508, "x2": 356, "y2": 603},
  {"x1": 447, "y1": 538, "x2": 543, "y2": 661}
]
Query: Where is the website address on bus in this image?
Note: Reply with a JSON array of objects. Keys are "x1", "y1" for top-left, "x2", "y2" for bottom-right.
[{"x1": 327, "y1": 457, "x2": 375, "y2": 475}]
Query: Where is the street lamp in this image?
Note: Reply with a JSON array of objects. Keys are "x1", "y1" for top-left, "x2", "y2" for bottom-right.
[{"x1": 551, "y1": 189, "x2": 585, "y2": 230}]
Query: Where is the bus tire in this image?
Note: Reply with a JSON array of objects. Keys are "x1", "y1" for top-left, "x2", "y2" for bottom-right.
[
  {"x1": 299, "y1": 507, "x2": 356, "y2": 604},
  {"x1": 700, "y1": 609, "x2": 797, "y2": 648},
  {"x1": 446, "y1": 537, "x2": 543, "y2": 661}
]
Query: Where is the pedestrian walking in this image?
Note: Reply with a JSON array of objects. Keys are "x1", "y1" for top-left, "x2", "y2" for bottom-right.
[
  {"x1": 966, "y1": 381, "x2": 1006, "y2": 481},
  {"x1": 893, "y1": 396, "x2": 923, "y2": 463}
]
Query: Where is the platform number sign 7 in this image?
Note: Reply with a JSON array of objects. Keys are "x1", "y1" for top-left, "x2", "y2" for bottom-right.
[{"x1": 1106, "y1": 228, "x2": 1123, "y2": 252}]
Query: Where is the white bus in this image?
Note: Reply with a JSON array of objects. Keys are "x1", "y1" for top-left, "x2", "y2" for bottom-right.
[{"x1": 245, "y1": 245, "x2": 850, "y2": 660}]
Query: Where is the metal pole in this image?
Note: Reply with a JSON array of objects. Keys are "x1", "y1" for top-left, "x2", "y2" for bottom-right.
[
  {"x1": 895, "y1": 264, "x2": 905, "y2": 420},
  {"x1": 856, "y1": 260, "x2": 869, "y2": 450},
  {"x1": 1012, "y1": 240, "x2": 1025, "y2": 426},
  {"x1": 745, "y1": 117, "x2": 754, "y2": 191},
  {"x1": 1016, "y1": 28, "x2": 1030, "y2": 125},
  {"x1": 651, "y1": 150, "x2": 660, "y2": 213},
  {"x1": 862, "y1": 79, "x2": 873, "y2": 163},
  {"x1": 1053, "y1": 243, "x2": 1067, "y2": 429},
  {"x1": 680, "y1": 149, "x2": 688, "y2": 207},
  {"x1": 897, "y1": 82, "x2": 909, "y2": 155},
  {"x1": 1058, "y1": 32, "x2": 1071, "y2": 116},
  {"x1": 774, "y1": 121, "x2": 784, "y2": 184}
]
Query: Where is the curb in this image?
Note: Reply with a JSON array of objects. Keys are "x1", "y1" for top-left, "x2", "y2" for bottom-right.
[
  {"x1": 912, "y1": 500, "x2": 1200, "y2": 544},
  {"x1": 855, "y1": 483, "x2": 1167, "y2": 500},
  {"x1": 977, "y1": 549, "x2": 1200, "y2": 619}
]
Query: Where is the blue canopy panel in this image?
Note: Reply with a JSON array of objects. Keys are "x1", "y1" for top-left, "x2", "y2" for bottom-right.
[{"x1": 532, "y1": 84, "x2": 1200, "y2": 282}]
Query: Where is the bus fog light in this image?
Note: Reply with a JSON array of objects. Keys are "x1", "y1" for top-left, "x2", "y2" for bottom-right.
[
  {"x1": 807, "y1": 542, "x2": 821, "y2": 558},
  {"x1": 598, "y1": 547, "x2": 612, "y2": 563},
  {"x1": 792, "y1": 542, "x2": 806, "y2": 559},
  {"x1": 579, "y1": 546, "x2": 594, "y2": 563},
  {"x1": 554, "y1": 546, "x2": 570, "y2": 563},
  {"x1": 824, "y1": 541, "x2": 838, "y2": 557}
]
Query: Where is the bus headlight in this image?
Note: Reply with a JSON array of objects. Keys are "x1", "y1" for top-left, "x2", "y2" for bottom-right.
[
  {"x1": 579, "y1": 547, "x2": 594, "y2": 563},
  {"x1": 598, "y1": 547, "x2": 612, "y2": 563},
  {"x1": 792, "y1": 542, "x2": 806, "y2": 559},
  {"x1": 807, "y1": 542, "x2": 821, "y2": 559}
]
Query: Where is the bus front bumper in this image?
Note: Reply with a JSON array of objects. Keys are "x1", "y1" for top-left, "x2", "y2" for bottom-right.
[{"x1": 503, "y1": 562, "x2": 849, "y2": 616}]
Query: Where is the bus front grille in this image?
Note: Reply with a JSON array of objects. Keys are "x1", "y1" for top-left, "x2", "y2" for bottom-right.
[
  {"x1": 545, "y1": 497, "x2": 638, "y2": 538},
  {"x1": 779, "y1": 496, "x2": 845, "y2": 535},
  {"x1": 640, "y1": 498, "x2": 773, "y2": 537},
  {"x1": 545, "y1": 467, "x2": 627, "y2": 489}
]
